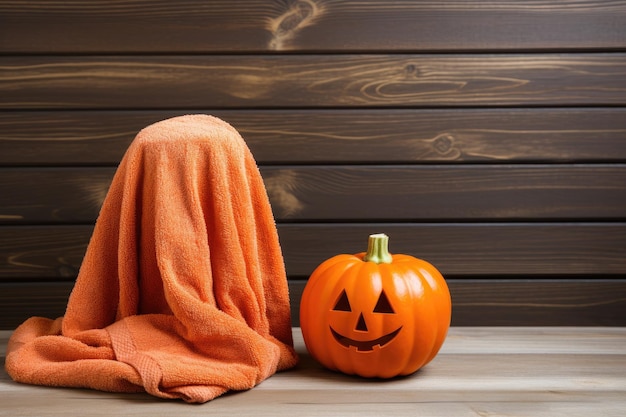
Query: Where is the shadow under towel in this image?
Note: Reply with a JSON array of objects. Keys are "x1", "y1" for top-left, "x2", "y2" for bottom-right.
[{"x1": 5, "y1": 115, "x2": 298, "y2": 403}]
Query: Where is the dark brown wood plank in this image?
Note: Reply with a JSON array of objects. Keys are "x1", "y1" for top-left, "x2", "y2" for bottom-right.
[
  {"x1": 1, "y1": 224, "x2": 624, "y2": 279},
  {"x1": 1, "y1": 1, "x2": 625, "y2": 53},
  {"x1": 278, "y1": 223, "x2": 626, "y2": 276},
  {"x1": 2, "y1": 279, "x2": 625, "y2": 330},
  {"x1": 0, "y1": 168, "x2": 112, "y2": 224},
  {"x1": 263, "y1": 165, "x2": 626, "y2": 221},
  {"x1": 2, "y1": 54, "x2": 626, "y2": 109},
  {"x1": 445, "y1": 279, "x2": 626, "y2": 326},
  {"x1": 2, "y1": 109, "x2": 626, "y2": 166},
  {"x1": 0, "y1": 226, "x2": 88, "y2": 279},
  {"x1": 0, "y1": 282, "x2": 71, "y2": 330},
  {"x1": 1, "y1": 165, "x2": 624, "y2": 223}
]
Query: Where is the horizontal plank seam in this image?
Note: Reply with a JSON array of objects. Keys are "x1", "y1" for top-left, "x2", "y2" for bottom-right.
[
  {"x1": 2, "y1": 46, "x2": 626, "y2": 56},
  {"x1": 2, "y1": 163, "x2": 626, "y2": 169},
  {"x1": 7, "y1": 221, "x2": 624, "y2": 227},
  {"x1": 5, "y1": 104, "x2": 626, "y2": 112},
  {"x1": 1, "y1": 221, "x2": 625, "y2": 227}
]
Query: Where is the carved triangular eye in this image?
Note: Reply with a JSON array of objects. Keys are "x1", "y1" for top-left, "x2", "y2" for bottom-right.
[
  {"x1": 373, "y1": 290, "x2": 394, "y2": 314},
  {"x1": 333, "y1": 290, "x2": 352, "y2": 312}
]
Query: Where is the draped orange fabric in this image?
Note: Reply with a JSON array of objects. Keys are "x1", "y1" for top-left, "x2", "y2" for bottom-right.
[{"x1": 5, "y1": 115, "x2": 298, "y2": 403}]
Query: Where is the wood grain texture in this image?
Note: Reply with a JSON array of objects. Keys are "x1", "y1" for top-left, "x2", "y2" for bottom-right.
[
  {"x1": 0, "y1": 283, "x2": 72, "y2": 329},
  {"x1": 1, "y1": 0, "x2": 625, "y2": 53},
  {"x1": 2, "y1": 280, "x2": 625, "y2": 329},
  {"x1": 0, "y1": 226, "x2": 87, "y2": 279},
  {"x1": 446, "y1": 280, "x2": 626, "y2": 326},
  {"x1": 1, "y1": 224, "x2": 624, "y2": 279},
  {"x1": 2, "y1": 0, "x2": 625, "y2": 333},
  {"x1": 278, "y1": 223, "x2": 626, "y2": 276},
  {"x1": 2, "y1": 54, "x2": 626, "y2": 109},
  {"x1": 2, "y1": 109, "x2": 626, "y2": 165},
  {"x1": 262, "y1": 165, "x2": 626, "y2": 221},
  {"x1": 1, "y1": 165, "x2": 624, "y2": 223}
]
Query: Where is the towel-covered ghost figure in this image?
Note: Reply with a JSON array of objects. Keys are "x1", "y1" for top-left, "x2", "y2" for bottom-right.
[{"x1": 6, "y1": 115, "x2": 298, "y2": 403}]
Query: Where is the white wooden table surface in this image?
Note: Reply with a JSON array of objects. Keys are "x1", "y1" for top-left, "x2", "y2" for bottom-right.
[{"x1": 1, "y1": 327, "x2": 625, "y2": 416}]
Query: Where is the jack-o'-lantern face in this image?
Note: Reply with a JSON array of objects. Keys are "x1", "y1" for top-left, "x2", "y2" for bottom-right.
[
  {"x1": 300, "y1": 233, "x2": 452, "y2": 378},
  {"x1": 328, "y1": 289, "x2": 403, "y2": 352}
]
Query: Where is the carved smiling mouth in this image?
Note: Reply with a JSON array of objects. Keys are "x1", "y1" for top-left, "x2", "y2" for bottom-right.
[{"x1": 330, "y1": 326, "x2": 402, "y2": 351}]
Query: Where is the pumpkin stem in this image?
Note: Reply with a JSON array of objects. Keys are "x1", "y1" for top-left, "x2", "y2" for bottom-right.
[{"x1": 363, "y1": 233, "x2": 393, "y2": 264}]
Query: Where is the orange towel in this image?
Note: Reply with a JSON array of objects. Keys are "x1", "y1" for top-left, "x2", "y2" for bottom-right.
[{"x1": 5, "y1": 115, "x2": 298, "y2": 403}]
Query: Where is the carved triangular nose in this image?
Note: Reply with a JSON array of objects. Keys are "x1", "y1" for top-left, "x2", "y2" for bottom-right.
[{"x1": 355, "y1": 313, "x2": 368, "y2": 332}]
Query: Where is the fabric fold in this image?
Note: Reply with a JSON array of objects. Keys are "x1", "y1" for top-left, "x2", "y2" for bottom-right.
[{"x1": 6, "y1": 115, "x2": 298, "y2": 403}]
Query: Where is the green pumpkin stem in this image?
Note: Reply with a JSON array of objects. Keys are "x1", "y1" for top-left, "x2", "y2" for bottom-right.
[{"x1": 363, "y1": 233, "x2": 393, "y2": 264}]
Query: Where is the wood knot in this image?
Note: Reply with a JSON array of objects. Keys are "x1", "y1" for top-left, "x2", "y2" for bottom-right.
[
  {"x1": 263, "y1": 169, "x2": 304, "y2": 218},
  {"x1": 430, "y1": 134, "x2": 461, "y2": 159},
  {"x1": 268, "y1": 0, "x2": 325, "y2": 50},
  {"x1": 434, "y1": 135, "x2": 454, "y2": 154},
  {"x1": 405, "y1": 64, "x2": 419, "y2": 76},
  {"x1": 57, "y1": 263, "x2": 79, "y2": 278}
]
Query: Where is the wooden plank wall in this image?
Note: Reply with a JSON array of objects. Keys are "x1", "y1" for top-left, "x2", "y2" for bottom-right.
[{"x1": 1, "y1": 1, "x2": 625, "y2": 328}]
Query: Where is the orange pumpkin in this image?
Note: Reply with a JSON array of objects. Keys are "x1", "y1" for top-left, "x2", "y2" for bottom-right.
[{"x1": 300, "y1": 233, "x2": 451, "y2": 378}]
